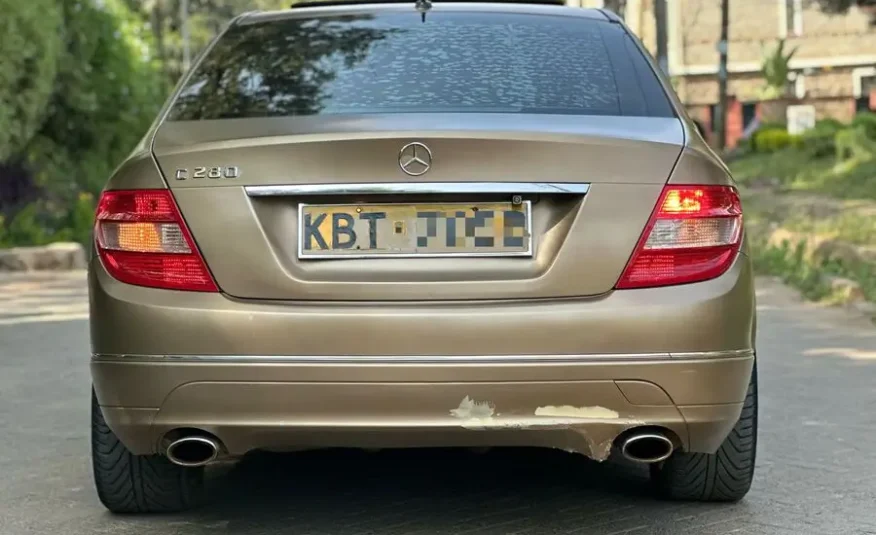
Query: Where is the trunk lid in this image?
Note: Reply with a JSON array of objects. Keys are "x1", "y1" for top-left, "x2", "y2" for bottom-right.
[{"x1": 153, "y1": 114, "x2": 683, "y2": 300}]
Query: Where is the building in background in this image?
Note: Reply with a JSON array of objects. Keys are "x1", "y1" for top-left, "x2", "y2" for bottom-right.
[{"x1": 573, "y1": 0, "x2": 876, "y2": 148}]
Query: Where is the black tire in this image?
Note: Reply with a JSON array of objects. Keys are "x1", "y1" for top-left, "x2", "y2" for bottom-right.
[
  {"x1": 91, "y1": 389, "x2": 204, "y2": 513},
  {"x1": 651, "y1": 363, "x2": 758, "y2": 502}
]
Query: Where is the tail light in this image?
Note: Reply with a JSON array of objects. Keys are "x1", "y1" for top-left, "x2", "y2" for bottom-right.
[
  {"x1": 616, "y1": 185, "x2": 743, "y2": 289},
  {"x1": 94, "y1": 190, "x2": 218, "y2": 292}
]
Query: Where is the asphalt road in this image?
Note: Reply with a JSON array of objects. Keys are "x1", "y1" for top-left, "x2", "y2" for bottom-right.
[{"x1": 1, "y1": 273, "x2": 876, "y2": 535}]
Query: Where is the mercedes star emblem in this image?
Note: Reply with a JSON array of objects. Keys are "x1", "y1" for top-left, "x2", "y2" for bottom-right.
[{"x1": 398, "y1": 142, "x2": 432, "y2": 176}]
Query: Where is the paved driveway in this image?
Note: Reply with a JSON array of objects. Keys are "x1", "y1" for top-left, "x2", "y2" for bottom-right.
[{"x1": 1, "y1": 274, "x2": 875, "y2": 535}]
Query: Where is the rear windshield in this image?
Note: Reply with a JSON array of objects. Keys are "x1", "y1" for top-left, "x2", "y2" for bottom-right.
[{"x1": 167, "y1": 11, "x2": 675, "y2": 120}]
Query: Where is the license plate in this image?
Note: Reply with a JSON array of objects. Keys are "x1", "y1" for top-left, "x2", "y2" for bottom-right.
[{"x1": 298, "y1": 201, "x2": 532, "y2": 258}]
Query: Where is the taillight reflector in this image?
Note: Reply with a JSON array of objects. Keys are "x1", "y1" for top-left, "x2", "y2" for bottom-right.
[
  {"x1": 616, "y1": 185, "x2": 743, "y2": 289},
  {"x1": 94, "y1": 190, "x2": 218, "y2": 292}
]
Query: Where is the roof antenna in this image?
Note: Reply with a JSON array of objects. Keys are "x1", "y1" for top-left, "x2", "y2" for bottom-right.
[{"x1": 415, "y1": 0, "x2": 431, "y2": 22}]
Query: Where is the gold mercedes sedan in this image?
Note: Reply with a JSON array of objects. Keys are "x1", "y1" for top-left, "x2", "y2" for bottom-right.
[{"x1": 89, "y1": 0, "x2": 757, "y2": 513}]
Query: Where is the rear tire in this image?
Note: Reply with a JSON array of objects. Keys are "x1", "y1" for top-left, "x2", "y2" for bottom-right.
[
  {"x1": 651, "y1": 362, "x2": 758, "y2": 502},
  {"x1": 91, "y1": 389, "x2": 204, "y2": 513}
]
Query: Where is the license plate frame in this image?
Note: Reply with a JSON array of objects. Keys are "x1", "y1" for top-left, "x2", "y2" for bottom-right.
[{"x1": 297, "y1": 201, "x2": 533, "y2": 259}]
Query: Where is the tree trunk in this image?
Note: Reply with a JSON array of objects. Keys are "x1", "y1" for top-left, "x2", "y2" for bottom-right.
[
  {"x1": 653, "y1": 0, "x2": 668, "y2": 74},
  {"x1": 180, "y1": 0, "x2": 191, "y2": 73},
  {"x1": 150, "y1": 3, "x2": 169, "y2": 81},
  {"x1": 603, "y1": 0, "x2": 626, "y2": 19},
  {"x1": 716, "y1": 0, "x2": 730, "y2": 150},
  {"x1": 0, "y1": 162, "x2": 40, "y2": 217}
]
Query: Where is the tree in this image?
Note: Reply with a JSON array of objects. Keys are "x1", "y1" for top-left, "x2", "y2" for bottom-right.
[
  {"x1": 124, "y1": 0, "x2": 291, "y2": 84},
  {"x1": 760, "y1": 39, "x2": 798, "y2": 100},
  {"x1": 2, "y1": 0, "x2": 169, "y2": 244},
  {"x1": 24, "y1": 0, "x2": 165, "y2": 200},
  {"x1": 807, "y1": 0, "x2": 876, "y2": 24},
  {"x1": 0, "y1": 0, "x2": 63, "y2": 214},
  {"x1": 0, "y1": 0, "x2": 63, "y2": 163}
]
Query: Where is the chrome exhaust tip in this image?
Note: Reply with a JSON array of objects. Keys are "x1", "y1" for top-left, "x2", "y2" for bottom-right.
[
  {"x1": 619, "y1": 433, "x2": 674, "y2": 464},
  {"x1": 165, "y1": 435, "x2": 220, "y2": 467}
]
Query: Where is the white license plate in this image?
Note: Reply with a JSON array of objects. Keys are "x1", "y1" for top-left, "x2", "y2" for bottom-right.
[{"x1": 298, "y1": 201, "x2": 532, "y2": 259}]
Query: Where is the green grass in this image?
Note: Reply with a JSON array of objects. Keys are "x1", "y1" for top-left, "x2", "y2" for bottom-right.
[
  {"x1": 781, "y1": 210, "x2": 876, "y2": 246},
  {"x1": 751, "y1": 236, "x2": 876, "y2": 307},
  {"x1": 750, "y1": 239, "x2": 833, "y2": 301},
  {"x1": 730, "y1": 149, "x2": 876, "y2": 200},
  {"x1": 731, "y1": 149, "x2": 831, "y2": 187},
  {"x1": 822, "y1": 258, "x2": 876, "y2": 304},
  {"x1": 731, "y1": 147, "x2": 876, "y2": 310},
  {"x1": 738, "y1": 190, "x2": 876, "y2": 247}
]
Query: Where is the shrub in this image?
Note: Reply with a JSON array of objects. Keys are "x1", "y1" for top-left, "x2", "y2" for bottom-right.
[
  {"x1": 851, "y1": 112, "x2": 876, "y2": 141},
  {"x1": 67, "y1": 193, "x2": 97, "y2": 246},
  {"x1": 741, "y1": 121, "x2": 781, "y2": 151},
  {"x1": 0, "y1": 193, "x2": 95, "y2": 248},
  {"x1": 0, "y1": 0, "x2": 63, "y2": 161},
  {"x1": 751, "y1": 127, "x2": 802, "y2": 153},
  {"x1": 0, "y1": 203, "x2": 55, "y2": 247},
  {"x1": 758, "y1": 121, "x2": 789, "y2": 131},
  {"x1": 835, "y1": 126, "x2": 876, "y2": 162},
  {"x1": 815, "y1": 118, "x2": 845, "y2": 131},
  {"x1": 801, "y1": 119, "x2": 844, "y2": 158}
]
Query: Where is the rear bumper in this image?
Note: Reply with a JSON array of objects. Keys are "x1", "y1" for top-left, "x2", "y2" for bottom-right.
[
  {"x1": 89, "y1": 253, "x2": 756, "y2": 459},
  {"x1": 92, "y1": 353, "x2": 753, "y2": 458}
]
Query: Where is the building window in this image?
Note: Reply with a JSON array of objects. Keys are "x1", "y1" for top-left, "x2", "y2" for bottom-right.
[
  {"x1": 853, "y1": 67, "x2": 876, "y2": 113},
  {"x1": 780, "y1": 0, "x2": 803, "y2": 37},
  {"x1": 787, "y1": 73, "x2": 806, "y2": 100}
]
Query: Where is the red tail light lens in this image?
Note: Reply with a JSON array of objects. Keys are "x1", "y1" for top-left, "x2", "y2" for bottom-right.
[
  {"x1": 616, "y1": 185, "x2": 743, "y2": 289},
  {"x1": 95, "y1": 190, "x2": 218, "y2": 292}
]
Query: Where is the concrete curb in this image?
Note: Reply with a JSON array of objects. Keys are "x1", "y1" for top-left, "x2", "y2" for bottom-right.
[
  {"x1": 0, "y1": 243, "x2": 87, "y2": 272},
  {"x1": 766, "y1": 227, "x2": 875, "y2": 268},
  {"x1": 752, "y1": 224, "x2": 875, "y2": 317}
]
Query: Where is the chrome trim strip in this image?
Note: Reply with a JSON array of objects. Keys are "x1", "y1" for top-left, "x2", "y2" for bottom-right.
[
  {"x1": 92, "y1": 349, "x2": 754, "y2": 364},
  {"x1": 245, "y1": 182, "x2": 590, "y2": 197},
  {"x1": 296, "y1": 200, "x2": 533, "y2": 259},
  {"x1": 670, "y1": 349, "x2": 754, "y2": 359}
]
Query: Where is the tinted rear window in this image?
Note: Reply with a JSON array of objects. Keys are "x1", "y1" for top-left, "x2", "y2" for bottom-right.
[{"x1": 168, "y1": 11, "x2": 675, "y2": 120}]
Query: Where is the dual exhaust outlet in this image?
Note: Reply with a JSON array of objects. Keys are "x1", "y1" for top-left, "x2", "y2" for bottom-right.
[
  {"x1": 163, "y1": 429, "x2": 675, "y2": 467},
  {"x1": 164, "y1": 434, "x2": 220, "y2": 467},
  {"x1": 617, "y1": 431, "x2": 675, "y2": 464}
]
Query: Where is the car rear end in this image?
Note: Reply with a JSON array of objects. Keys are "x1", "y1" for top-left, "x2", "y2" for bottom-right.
[{"x1": 89, "y1": 1, "x2": 757, "y2": 513}]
